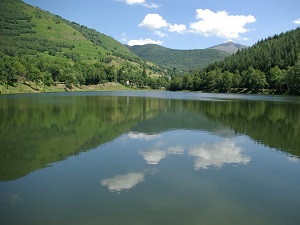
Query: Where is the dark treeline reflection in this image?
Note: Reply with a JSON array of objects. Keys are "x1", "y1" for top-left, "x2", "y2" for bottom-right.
[
  {"x1": 1, "y1": 93, "x2": 299, "y2": 181},
  {"x1": 132, "y1": 98, "x2": 300, "y2": 157},
  {"x1": 192, "y1": 100, "x2": 300, "y2": 156},
  {"x1": 0, "y1": 95, "x2": 166, "y2": 181}
]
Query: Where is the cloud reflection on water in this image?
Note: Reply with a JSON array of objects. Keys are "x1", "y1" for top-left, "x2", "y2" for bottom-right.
[
  {"x1": 134, "y1": 132, "x2": 250, "y2": 169},
  {"x1": 188, "y1": 139, "x2": 251, "y2": 170},
  {"x1": 128, "y1": 132, "x2": 160, "y2": 140},
  {"x1": 139, "y1": 150, "x2": 167, "y2": 164},
  {"x1": 168, "y1": 146, "x2": 185, "y2": 155},
  {"x1": 101, "y1": 172, "x2": 145, "y2": 193}
]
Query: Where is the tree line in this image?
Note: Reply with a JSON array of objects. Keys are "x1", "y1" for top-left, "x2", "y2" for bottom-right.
[
  {"x1": 169, "y1": 28, "x2": 300, "y2": 94},
  {"x1": 0, "y1": 53, "x2": 170, "y2": 90}
]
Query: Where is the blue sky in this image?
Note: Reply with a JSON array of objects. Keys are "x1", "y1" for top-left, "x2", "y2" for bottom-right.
[{"x1": 24, "y1": 0, "x2": 300, "y2": 49}]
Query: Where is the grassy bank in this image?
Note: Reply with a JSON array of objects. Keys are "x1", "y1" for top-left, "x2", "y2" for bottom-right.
[{"x1": 0, "y1": 82, "x2": 134, "y2": 95}]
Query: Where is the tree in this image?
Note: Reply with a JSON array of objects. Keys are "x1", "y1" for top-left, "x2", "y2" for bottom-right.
[
  {"x1": 232, "y1": 69, "x2": 241, "y2": 88},
  {"x1": 269, "y1": 66, "x2": 286, "y2": 91},
  {"x1": 105, "y1": 66, "x2": 116, "y2": 82},
  {"x1": 220, "y1": 71, "x2": 234, "y2": 92},
  {"x1": 244, "y1": 67, "x2": 268, "y2": 91},
  {"x1": 142, "y1": 65, "x2": 147, "y2": 78},
  {"x1": 42, "y1": 71, "x2": 53, "y2": 87},
  {"x1": 286, "y1": 61, "x2": 300, "y2": 94},
  {"x1": 204, "y1": 68, "x2": 222, "y2": 91},
  {"x1": 169, "y1": 76, "x2": 183, "y2": 91},
  {"x1": 27, "y1": 66, "x2": 42, "y2": 89},
  {"x1": 182, "y1": 74, "x2": 193, "y2": 90}
]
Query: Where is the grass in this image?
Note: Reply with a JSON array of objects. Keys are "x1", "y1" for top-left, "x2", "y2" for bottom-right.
[{"x1": 0, "y1": 82, "x2": 133, "y2": 95}]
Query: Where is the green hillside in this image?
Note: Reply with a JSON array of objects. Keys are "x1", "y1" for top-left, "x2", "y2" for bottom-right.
[
  {"x1": 169, "y1": 28, "x2": 300, "y2": 94},
  {"x1": 0, "y1": 0, "x2": 168, "y2": 92},
  {"x1": 126, "y1": 44, "x2": 230, "y2": 71}
]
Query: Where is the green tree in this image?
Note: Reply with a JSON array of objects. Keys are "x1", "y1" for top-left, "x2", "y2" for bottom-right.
[
  {"x1": 42, "y1": 71, "x2": 53, "y2": 87},
  {"x1": 244, "y1": 67, "x2": 268, "y2": 91},
  {"x1": 232, "y1": 69, "x2": 241, "y2": 88},
  {"x1": 142, "y1": 65, "x2": 147, "y2": 78},
  {"x1": 286, "y1": 61, "x2": 300, "y2": 94},
  {"x1": 220, "y1": 71, "x2": 234, "y2": 92},
  {"x1": 269, "y1": 66, "x2": 286, "y2": 91},
  {"x1": 182, "y1": 74, "x2": 193, "y2": 90},
  {"x1": 205, "y1": 68, "x2": 222, "y2": 91},
  {"x1": 169, "y1": 76, "x2": 183, "y2": 91},
  {"x1": 27, "y1": 66, "x2": 42, "y2": 89}
]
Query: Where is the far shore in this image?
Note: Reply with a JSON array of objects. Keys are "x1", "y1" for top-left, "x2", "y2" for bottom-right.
[
  {"x1": 0, "y1": 82, "x2": 138, "y2": 95},
  {"x1": 0, "y1": 81, "x2": 292, "y2": 96}
]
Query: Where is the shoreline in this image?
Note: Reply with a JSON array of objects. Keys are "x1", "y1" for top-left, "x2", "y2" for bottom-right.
[
  {"x1": 0, "y1": 82, "x2": 136, "y2": 95},
  {"x1": 0, "y1": 82, "x2": 293, "y2": 96}
]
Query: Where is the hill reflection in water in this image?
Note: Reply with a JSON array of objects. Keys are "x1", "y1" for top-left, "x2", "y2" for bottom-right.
[{"x1": 0, "y1": 92, "x2": 299, "y2": 181}]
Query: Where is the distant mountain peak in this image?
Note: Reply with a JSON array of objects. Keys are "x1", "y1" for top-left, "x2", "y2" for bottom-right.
[{"x1": 208, "y1": 41, "x2": 248, "y2": 54}]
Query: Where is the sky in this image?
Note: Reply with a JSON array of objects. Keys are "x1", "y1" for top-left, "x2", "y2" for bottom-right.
[{"x1": 23, "y1": 0, "x2": 300, "y2": 50}]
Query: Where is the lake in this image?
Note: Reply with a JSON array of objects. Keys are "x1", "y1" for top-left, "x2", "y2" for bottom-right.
[{"x1": 1, "y1": 91, "x2": 300, "y2": 225}]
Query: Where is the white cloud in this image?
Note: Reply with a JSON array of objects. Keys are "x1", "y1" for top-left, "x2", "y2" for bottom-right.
[
  {"x1": 168, "y1": 23, "x2": 187, "y2": 34},
  {"x1": 190, "y1": 9, "x2": 256, "y2": 39},
  {"x1": 188, "y1": 139, "x2": 251, "y2": 170},
  {"x1": 125, "y1": 0, "x2": 145, "y2": 4},
  {"x1": 154, "y1": 30, "x2": 167, "y2": 37},
  {"x1": 143, "y1": 2, "x2": 160, "y2": 8},
  {"x1": 293, "y1": 18, "x2": 300, "y2": 24},
  {"x1": 121, "y1": 0, "x2": 160, "y2": 8},
  {"x1": 101, "y1": 172, "x2": 145, "y2": 192},
  {"x1": 127, "y1": 38, "x2": 162, "y2": 46},
  {"x1": 139, "y1": 14, "x2": 169, "y2": 30}
]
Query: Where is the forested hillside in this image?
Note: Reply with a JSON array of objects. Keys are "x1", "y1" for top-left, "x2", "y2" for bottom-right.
[
  {"x1": 0, "y1": 0, "x2": 168, "y2": 92},
  {"x1": 170, "y1": 28, "x2": 300, "y2": 94},
  {"x1": 126, "y1": 44, "x2": 230, "y2": 72}
]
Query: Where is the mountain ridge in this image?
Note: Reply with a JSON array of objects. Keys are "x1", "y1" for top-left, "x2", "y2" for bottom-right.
[
  {"x1": 208, "y1": 41, "x2": 248, "y2": 54},
  {"x1": 126, "y1": 44, "x2": 230, "y2": 71}
]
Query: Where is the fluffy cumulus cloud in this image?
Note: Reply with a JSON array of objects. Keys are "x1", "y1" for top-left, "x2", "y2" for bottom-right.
[
  {"x1": 139, "y1": 13, "x2": 187, "y2": 34},
  {"x1": 168, "y1": 23, "x2": 187, "y2": 34},
  {"x1": 121, "y1": 0, "x2": 159, "y2": 8},
  {"x1": 139, "y1": 14, "x2": 169, "y2": 30},
  {"x1": 128, "y1": 38, "x2": 162, "y2": 46},
  {"x1": 293, "y1": 18, "x2": 300, "y2": 24},
  {"x1": 190, "y1": 9, "x2": 256, "y2": 39}
]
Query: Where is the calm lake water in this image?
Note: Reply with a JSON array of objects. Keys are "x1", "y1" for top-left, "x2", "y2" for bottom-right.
[{"x1": 1, "y1": 91, "x2": 300, "y2": 225}]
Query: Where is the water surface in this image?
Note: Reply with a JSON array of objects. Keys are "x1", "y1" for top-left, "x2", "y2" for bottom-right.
[{"x1": 0, "y1": 91, "x2": 300, "y2": 225}]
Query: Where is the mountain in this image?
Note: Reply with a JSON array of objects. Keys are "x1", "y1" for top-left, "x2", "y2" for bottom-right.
[
  {"x1": 208, "y1": 41, "x2": 248, "y2": 54},
  {"x1": 126, "y1": 44, "x2": 230, "y2": 71},
  {"x1": 0, "y1": 0, "x2": 166, "y2": 92}
]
